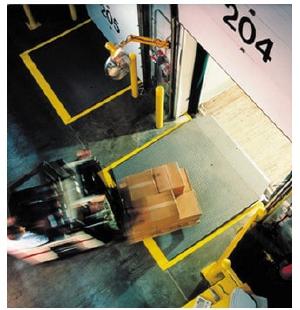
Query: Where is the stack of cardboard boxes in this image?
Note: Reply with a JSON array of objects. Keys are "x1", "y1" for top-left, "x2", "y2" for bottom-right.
[{"x1": 119, "y1": 162, "x2": 202, "y2": 243}]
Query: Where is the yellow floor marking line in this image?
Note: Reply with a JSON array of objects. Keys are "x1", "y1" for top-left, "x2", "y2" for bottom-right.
[
  {"x1": 143, "y1": 238, "x2": 170, "y2": 270},
  {"x1": 103, "y1": 114, "x2": 192, "y2": 174},
  {"x1": 19, "y1": 18, "x2": 137, "y2": 124},
  {"x1": 23, "y1": 19, "x2": 91, "y2": 54},
  {"x1": 20, "y1": 53, "x2": 72, "y2": 124},
  {"x1": 68, "y1": 82, "x2": 142, "y2": 124},
  {"x1": 101, "y1": 114, "x2": 260, "y2": 271},
  {"x1": 143, "y1": 202, "x2": 261, "y2": 270}
]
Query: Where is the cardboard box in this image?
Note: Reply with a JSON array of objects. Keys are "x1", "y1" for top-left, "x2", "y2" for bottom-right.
[
  {"x1": 165, "y1": 163, "x2": 184, "y2": 196},
  {"x1": 137, "y1": 191, "x2": 178, "y2": 220},
  {"x1": 176, "y1": 190, "x2": 202, "y2": 221},
  {"x1": 118, "y1": 181, "x2": 127, "y2": 191},
  {"x1": 179, "y1": 168, "x2": 192, "y2": 193},
  {"x1": 125, "y1": 170, "x2": 158, "y2": 202},
  {"x1": 127, "y1": 191, "x2": 179, "y2": 239},
  {"x1": 140, "y1": 201, "x2": 178, "y2": 223},
  {"x1": 128, "y1": 216, "x2": 200, "y2": 243},
  {"x1": 152, "y1": 166, "x2": 170, "y2": 193},
  {"x1": 153, "y1": 162, "x2": 184, "y2": 197},
  {"x1": 137, "y1": 190, "x2": 176, "y2": 208},
  {"x1": 125, "y1": 169, "x2": 153, "y2": 187},
  {"x1": 128, "y1": 221, "x2": 157, "y2": 238},
  {"x1": 129, "y1": 183, "x2": 158, "y2": 202},
  {"x1": 121, "y1": 163, "x2": 202, "y2": 243}
]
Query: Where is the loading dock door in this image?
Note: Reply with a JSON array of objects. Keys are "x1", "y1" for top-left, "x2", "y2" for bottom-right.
[
  {"x1": 178, "y1": 4, "x2": 292, "y2": 139},
  {"x1": 173, "y1": 26, "x2": 197, "y2": 118}
]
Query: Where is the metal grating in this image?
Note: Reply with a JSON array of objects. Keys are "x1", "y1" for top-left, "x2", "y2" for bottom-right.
[{"x1": 113, "y1": 116, "x2": 269, "y2": 259}]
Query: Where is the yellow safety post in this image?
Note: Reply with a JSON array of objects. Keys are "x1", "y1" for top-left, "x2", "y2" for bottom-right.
[
  {"x1": 129, "y1": 53, "x2": 138, "y2": 98},
  {"x1": 68, "y1": 4, "x2": 77, "y2": 21},
  {"x1": 98, "y1": 169, "x2": 116, "y2": 189},
  {"x1": 104, "y1": 42, "x2": 118, "y2": 56},
  {"x1": 183, "y1": 202, "x2": 266, "y2": 308},
  {"x1": 202, "y1": 203, "x2": 266, "y2": 285},
  {"x1": 23, "y1": 4, "x2": 41, "y2": 31},
  {"x1": 155, "y1": 85, "x2": 164, "y2": 129}
]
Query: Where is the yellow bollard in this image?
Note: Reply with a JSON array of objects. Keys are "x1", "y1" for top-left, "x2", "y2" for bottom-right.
[
  {"x1": 129, "y1": 53, "x2": 138, "y2": 98},
  {"x1": 155, "y1": 85, "x2": 164, "y2": 129},
  {"x1": 69, "y1": 4, "x2": 77, "y2": 21},
  {"x1": 22, "y1": 4, "x2": 41, "y2": 31},
  {"x1": 104, "y1": 42, "x2": 118, "y2": 56}
]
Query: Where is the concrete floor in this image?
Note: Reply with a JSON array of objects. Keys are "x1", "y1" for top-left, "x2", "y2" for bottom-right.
[
  {"x1": 6, "y1": 5, "x2": 278, "y2": 308},
  {"x1": 7, "y1": 227, "x2": 242, "y2": 307}
]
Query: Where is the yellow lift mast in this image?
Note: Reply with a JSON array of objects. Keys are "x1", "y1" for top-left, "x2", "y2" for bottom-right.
[{"x1": 184, "y1": 201, "x2": 267, "y2": 308}]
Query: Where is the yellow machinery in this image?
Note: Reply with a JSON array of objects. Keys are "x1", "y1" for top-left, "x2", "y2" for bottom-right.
[
  {"x1": 104, "y1": 35, "x2": 170, "y2": 127},
  {"x1": 184, "y1": 202, "x2": 267, "y2": 308},
  {"x1": 104, "y1": 35, "x2": 169, "y2": 84},
  {"x1": 105, "y1": 35, "x2": 169, "y2": 55}
]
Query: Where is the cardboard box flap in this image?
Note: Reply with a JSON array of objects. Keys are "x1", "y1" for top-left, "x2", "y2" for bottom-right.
[
  {"x1": 176, "y1": 190, "x2": 202, "y2": 220},
  {"x1": 141, "y1": 190, "x2": 175, "y2": 206},
  {"x1": 179, "y1": 168, "x2": 192, "y2": 193},
  {"x1": 132, "y1": 191, "x2": 179, "y2": 221},
  {"x1": 141, "y1": 205, "x2": 178, "y2": 222},
  {"x1": 128, "y1": 182, "x2": 158, "y2": 202},
  {"x1": 153, "y1": 166, "x2": 171, "y2": 193},
  {"x1": 153, "y1": 162, "x2": 184, "y2": 196},
  {"x1": 125, "y1": 169, "x2": 153, "y2": 187},
  {"x1": 125, "y1": 170, "x2": 158, "y2": 202}
]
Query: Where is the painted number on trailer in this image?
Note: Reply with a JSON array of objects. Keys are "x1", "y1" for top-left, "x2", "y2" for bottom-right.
[
  {"x1": 223, "y1": 4, "x2": 273, "y2": 63},
  {"x1": 100, "y1": 5, "x2": 120, "y2": 33}
]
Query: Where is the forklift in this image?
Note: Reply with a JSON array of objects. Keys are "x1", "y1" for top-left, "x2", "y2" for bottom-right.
[
  {"x1": 184, "y1": 173, "x2": 292, "y2": 308},
  {"x1": 7, "y1": 151, "x2": 292, "y2": 307},
  {"x1": 7, "y1": 154, "x2": 125, "y2": 263},
  {"x1": 7, "y1": 9, "x2": 292, "y2": 306}
]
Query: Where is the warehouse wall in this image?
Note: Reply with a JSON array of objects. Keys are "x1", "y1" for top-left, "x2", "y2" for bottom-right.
[
  {"x1": 200, "y1": 56, "x2": 235, "y2": 104},
  {"x1": 179, "y1": 4, "x2": 292, "y2": 139}
]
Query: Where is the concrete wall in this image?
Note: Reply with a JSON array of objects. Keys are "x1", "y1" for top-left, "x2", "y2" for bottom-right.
[{"x1": 179, "y1": 4, "x2": 292, "y2": 139}]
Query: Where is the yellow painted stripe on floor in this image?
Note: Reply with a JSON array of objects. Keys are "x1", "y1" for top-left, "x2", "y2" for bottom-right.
[
  {"x1": 164, "y1": 202, "x2": 262, "y2": 269},
  {"x1": 143, "y1": 238, "x2": 170, "y2": 270},
  {"x1": 144, "y1": 202, "x2": 262, "y2": 271},
  {"x1": 67, "y1": 82, "x2": 142, "y2": 124},
  {"x1": 99, "y1": 114, "x2": 191, "y2": 187},
  {"x1": 23, "y1": 19, "x2": 92, "y2": 54},
  {"x1": 20, "y1": 53, "x2": 71, "y2": 124},
  {"x1": 101, "y1": 114, "x2": 264, "y2": 271},
  {"x1": 104, "y1": 114, "x2": 192, "y2": 172},
  {"x1": 183, "y1": 297, "x2": 197, "y2": 308}
]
